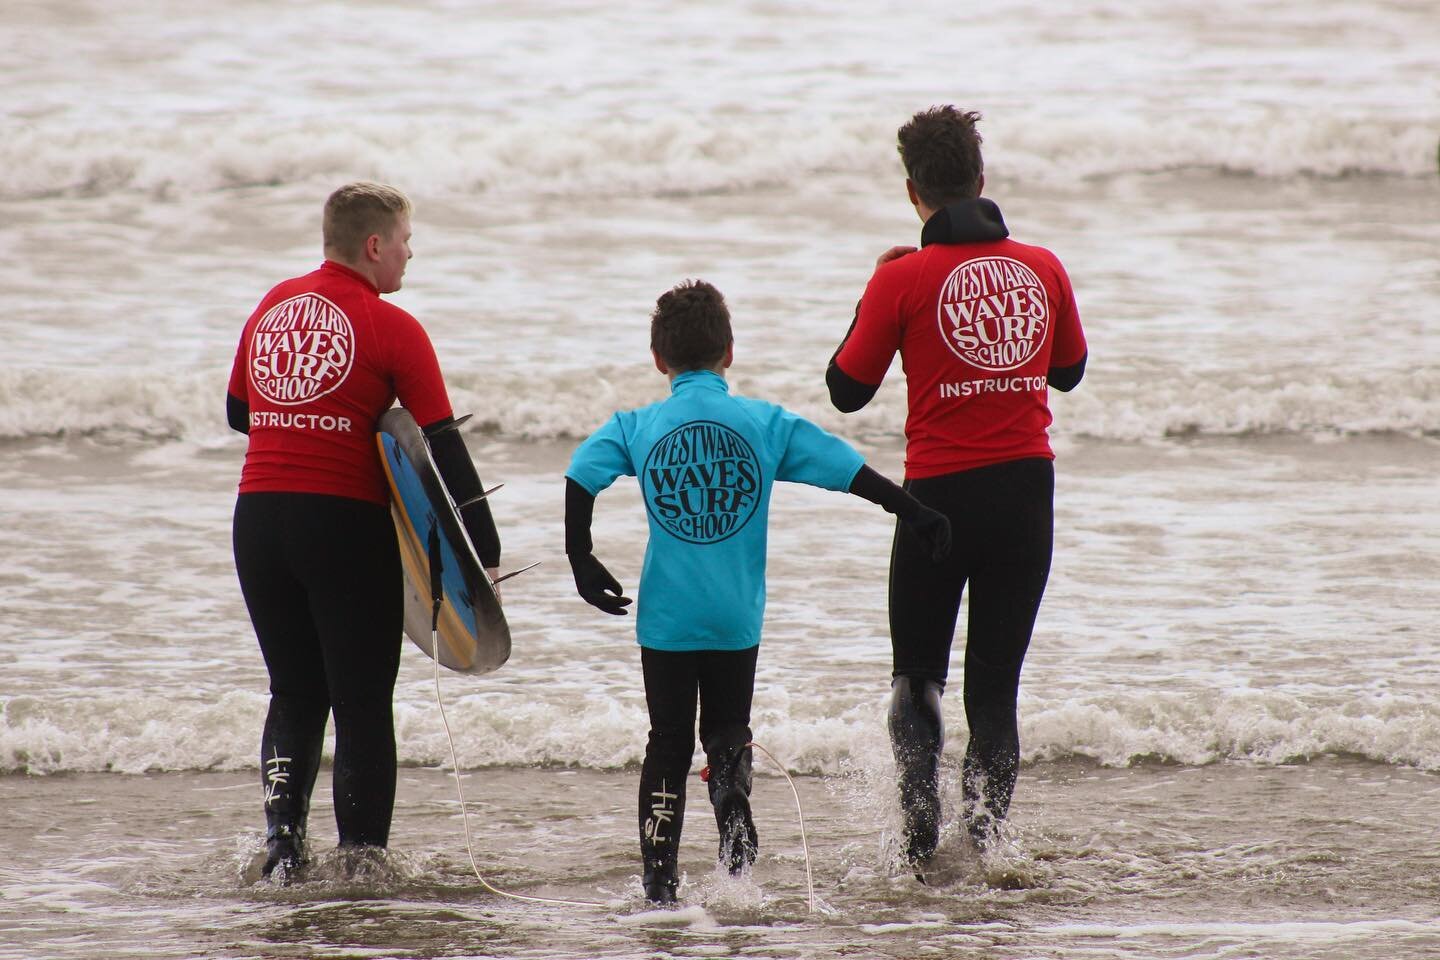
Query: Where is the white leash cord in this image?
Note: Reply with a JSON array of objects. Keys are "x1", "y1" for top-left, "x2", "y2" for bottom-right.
[
  {"x1": 430, "y1": 608, "x2": 813, "y2": 911},
  {"x1": 431, "y1": 627, "x2": 606, "y2": 908},
  {"x1": 748, "y1": 740, "x2": 817, "y2": 913}
]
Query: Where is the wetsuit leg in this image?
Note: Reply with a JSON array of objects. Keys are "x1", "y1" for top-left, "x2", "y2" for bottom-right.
[
  {"x1": 235, "y1": 493, "x2": 328, "y2": 876},
  {"x1": 886, "y1": 484, "x2": 964, "y2": 863},
  {"x1": 697, "y1": 646, "x2": 760, "y2": 874},
  {"x1": 888, "y1": 458, "x2": 1053, "y2": 847},
  {"x1": 639, "y1": 647, "x2": 700, "y2": 903},
  {"x1": 888, "y1": 676, "x2": 945, "y2": 864},
  {"x1": 299, "y1": 500, "x2": 402, "y2": 848},
  {"x1": 235, "y1": 493, "x2": 403, "y2": 856},
  {"x1": 958, "y1": 458, "x2": 1052, "y2": 843}
]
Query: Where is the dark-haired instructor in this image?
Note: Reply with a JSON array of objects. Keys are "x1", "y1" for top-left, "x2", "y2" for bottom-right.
[
  {"x1": 827, "y1": 107, "x2": 1087, "y2": 865},
  {"x1": 227, "y1": 182, "x2": 500, "y2": 878}
]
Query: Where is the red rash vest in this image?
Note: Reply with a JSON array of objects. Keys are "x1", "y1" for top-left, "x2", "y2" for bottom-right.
[
  {"x1": 227, "y1": 260, "x2": 453, "y2": 504},
  {"x1": 835, "y1": 225, "x2": 1086, "y2": 479}
]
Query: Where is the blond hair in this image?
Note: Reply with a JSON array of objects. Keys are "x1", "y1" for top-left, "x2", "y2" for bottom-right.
[{"x1": 322, "y1": 182, "x2": 411, "y2": 261}]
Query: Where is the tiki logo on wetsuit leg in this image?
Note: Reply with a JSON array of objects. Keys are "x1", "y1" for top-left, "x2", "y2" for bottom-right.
[
  {"x1": 263, "y1": 747, "x2": 292, "y2": 808},
  {"x1": 249, "y1": 293, "x2": 355, "y2": 405},
  {"x1": 644, "y1": 780, "x2": 678, "y2": 844},
  {"x1": 936, "y1": 256, "x2": 1050, "y2": 372},
  {"x1": 642, "y1": 420, "x2": 762, "y2": 545}
]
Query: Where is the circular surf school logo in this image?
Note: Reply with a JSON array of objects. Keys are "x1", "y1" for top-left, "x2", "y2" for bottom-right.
[
  {"x1": 642, "y1": 421, "x2": 762, "y2": 545},
  {"x1": 248, "y1": 293, "x2": 355, "y2": 405},
  {"x1": 936, "y1": 257, "x2": 1050, "y2": 371}
]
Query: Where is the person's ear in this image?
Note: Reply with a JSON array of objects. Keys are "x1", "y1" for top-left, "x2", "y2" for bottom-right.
[
  {"x1": 652, "y1": 349, "x2": 668, "y2": 374},
  {"x1": 722, "y1": 342, "x2": 734, "y2": 369},
  {"x1": 906, "y1": 178, "x2": 921, "y2": 208},
  {"x1": 365, "y1": 233, "x2": 382, "y2": 262},
  {"x1": 977, "y1": 172, "x2": 985, "y2": 197}
]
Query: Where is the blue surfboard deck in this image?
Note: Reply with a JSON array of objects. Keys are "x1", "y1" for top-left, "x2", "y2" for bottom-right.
[{"x1": 376, "y1": 408, "x2": 510, "y2": 674}]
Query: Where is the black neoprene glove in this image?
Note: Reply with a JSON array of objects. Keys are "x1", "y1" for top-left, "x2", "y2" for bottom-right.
[
  {"x1": 904, "y1": 504, "x2": 952, "y2": 563},
  {"x1": 848, "y1": 465, "x2": 952, "y2": 563},
  {"x1": 568, "y1": 552, "x2": 633, "y2": 615},
  {"x1": 564, "y1": 477, "x2": 633, "y2": 615}
]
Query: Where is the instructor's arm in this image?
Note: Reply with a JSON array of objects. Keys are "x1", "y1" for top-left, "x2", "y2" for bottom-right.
[
  {"x1": 827, "y1": 262, "x2": 905, "y2": 413},
  {"x1": 424, "y1": 416, "x2": 501, "y2": 576},
  {"x1": 826, "y1": 301, "x2": 881, "y2": 412}
]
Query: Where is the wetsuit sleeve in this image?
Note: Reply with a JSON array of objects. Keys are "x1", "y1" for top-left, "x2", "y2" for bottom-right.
[
  {"x1": 563, "y1": 477, "x2": 632, "y2": 615},
  {"x1": 848, "y1": 466, "x2": 923, "y2": 521},
  {"x1": 564, "y1": 429, "x2": 635, "y2": 617},
  {"x1": 423, "y1": 417, "x2": 501, "y2": 568},
  {"x1": 826, "y1": 301, "x2": 880, "y2": 412},
  {"x1": 771, "y1": 407, "x2": 865, "y2": 491},
  {"x1": 848, "y1": 465, "x2": 952, "y2": 562},
  {"x1": 565, "y1": 414, "x2": 636, "y2": 497},
  {"x1": 564, "y1": 477, "x2": 596, "y2": 555},
  {"x1": 1048, "y1": 351, "x2": 1087, "y2": 392},
  {"x1": 227, "y1": 392, "x2": 250, "y2": 434},
  {"x1": 227, "y1": 329, "x2": 251, "y2": 434},
  {"x1": 830, "y1": 264, "x2": 907, "y2": 411}
]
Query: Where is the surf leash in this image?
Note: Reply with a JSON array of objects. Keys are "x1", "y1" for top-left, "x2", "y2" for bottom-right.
[
  {"x1": 426, "y1": 524, "x2": 607, "y2": 909},
  {"x1": 425, "y1": 525, "x2": 816, "y2": 912},
  {"x1": 746, "y1": 740, "x2": 817, "y2": 913}
]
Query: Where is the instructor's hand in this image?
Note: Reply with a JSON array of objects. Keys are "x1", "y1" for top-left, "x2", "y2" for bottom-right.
[
  {"x1": 568, "y1": 552, "x2": 632, "y2": 615},
  {"x1": 906, "y1": 507, "x2": 952, "y2": 563},
  {"x1": 876, "y1": 245, "x2": 917, "y2": 270}
]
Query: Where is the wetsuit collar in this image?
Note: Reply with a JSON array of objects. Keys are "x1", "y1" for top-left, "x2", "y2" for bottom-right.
[
  {"x1": 321, "y1": 259, "x2": 380, "y2": 294},
  {"x1": 670, "y1": 369, "x2": 731, "y2": 394},
  {"x1": 920, "y1": 198, "x2": 1010, "y2": 247}
]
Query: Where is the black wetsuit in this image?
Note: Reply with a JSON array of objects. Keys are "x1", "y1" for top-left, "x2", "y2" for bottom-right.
[
  {"x1": 228, "y1": 407, "x2": 499, "y2": 855},
  {"x1": 888, "y1": 456, "x2": 1054, "y2": 831},
  {"x1": 233, "y1": 492, "x2": 403, "y2": 847},
  {"x1": 638, "y1": 645, "x2": 759, "y2": 879}
]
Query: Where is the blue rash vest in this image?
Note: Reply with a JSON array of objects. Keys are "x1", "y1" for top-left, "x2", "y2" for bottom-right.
[{"x1": 566, "y1": 369, "x2": 865, "y2": 651}]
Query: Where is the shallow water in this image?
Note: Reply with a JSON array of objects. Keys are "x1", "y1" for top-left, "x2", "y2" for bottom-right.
[{"x1": 5, "y1": 760, "x2": 1439, "y2": 960}]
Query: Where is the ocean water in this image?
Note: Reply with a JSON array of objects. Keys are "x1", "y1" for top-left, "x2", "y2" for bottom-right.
[{"x1": 3, "y1": 1, "x2": 1439, "y2": 958}]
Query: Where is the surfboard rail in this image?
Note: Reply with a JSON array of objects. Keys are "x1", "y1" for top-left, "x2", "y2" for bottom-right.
[{"x1": 376, "y1": 408, "x2": 511, "y2": 674}]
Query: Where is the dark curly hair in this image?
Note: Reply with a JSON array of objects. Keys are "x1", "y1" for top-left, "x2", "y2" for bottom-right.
[
  {"x1": 897, "y1": 106, "x2": 985, "y2": 209},
  {"x1": 650, "y1": 279, "x2": 733, "y2": 372}
]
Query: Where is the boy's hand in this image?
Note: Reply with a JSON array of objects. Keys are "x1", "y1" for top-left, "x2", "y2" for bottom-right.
[
  {"x1": 568, "y1": 552, "x2": 632, "y2": 615},
  {"x1": 906, "y1": 507, "x2": 952, "y2": 563}
]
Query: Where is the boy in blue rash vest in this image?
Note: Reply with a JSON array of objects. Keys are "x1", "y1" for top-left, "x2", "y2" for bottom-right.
[{"x1": 564, "y1": 279, "x2": 951, "y2": 905}]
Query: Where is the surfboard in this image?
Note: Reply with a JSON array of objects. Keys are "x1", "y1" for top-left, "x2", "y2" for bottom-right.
[{"x1": 376, "y1": 408, "x2": 510, "y2": 674}]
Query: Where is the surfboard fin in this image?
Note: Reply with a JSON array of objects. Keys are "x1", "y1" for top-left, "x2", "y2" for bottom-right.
[
  {"x1": 424, "y1": 413, "x2": 473, "y2": 436},
  {"x1": 492, "y1": 561, "x2": 541, "y2": 585},
  {"x1": 457, "y1": 484, "x2": 504, "y2": 510}
]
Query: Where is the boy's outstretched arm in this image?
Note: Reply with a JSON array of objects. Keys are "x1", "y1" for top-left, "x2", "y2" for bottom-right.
[
  {"x1": 849, "y1": 466, "x2": 952, "y2": 562},
  {"x1": 564, "y1": 477, "x2": 633, "y2": 615}
]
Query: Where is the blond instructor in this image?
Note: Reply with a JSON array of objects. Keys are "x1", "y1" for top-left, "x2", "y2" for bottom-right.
[{"x1": 227, "y1": 183, "x2": 500, "y2": 877}]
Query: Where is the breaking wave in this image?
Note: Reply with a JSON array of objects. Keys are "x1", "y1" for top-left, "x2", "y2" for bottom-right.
[
  {"x1": 4, "y1": 686, "x2": 1438, "y2": 775},
  {"x1": 4, "y1": 111, "x2": 1435, "y2": 204}
]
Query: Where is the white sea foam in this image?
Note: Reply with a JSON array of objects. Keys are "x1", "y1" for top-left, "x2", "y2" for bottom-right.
[
  {"x1": 4, "y1": 110, "x2": 1434, "y2": 205},
  {"x1": 4, "y1": 686, "x2": 1437, "y2": 775},
  {"x1": 1, "y1": 362, "x2": 1435, "y2": 445}
]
